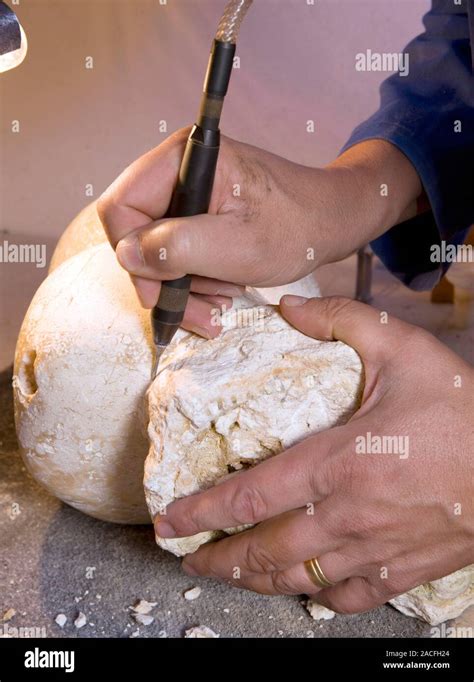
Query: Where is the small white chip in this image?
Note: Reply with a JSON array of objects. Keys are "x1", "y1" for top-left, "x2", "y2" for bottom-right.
[
  {"x1": 184, "y1": 625, "x2": 219, "y2": 638},
  {"x1": 55, "y1": 614, "x2": 67, "y2": 628},
  {"x1": 183, "y1": 587, "x2": 202, "y2": 601},
  {"x1": 74, "y1": 612, "x2": 87, "y2": 629}
]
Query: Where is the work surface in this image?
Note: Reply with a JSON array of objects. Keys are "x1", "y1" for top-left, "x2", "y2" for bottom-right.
[
  {"x1": 2, "y1": 255, "x2": 473, "y2": 638},
  {"x1": 1, "y1": 368, "x2": 430, "y2": 639}
]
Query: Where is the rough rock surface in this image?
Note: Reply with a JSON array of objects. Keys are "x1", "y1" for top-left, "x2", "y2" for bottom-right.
[
  {"x1": 48, "y1": 201, "x2": 106, "y2": 272},
  {"x1": 14, "y1": 239, "x2": 322, "y2": 525},
  {"x1": 13, "y1": 244, "x2": 153, "y2": 523},
  {"x1": 305, "y1": 601, "x2": 336, "y2": 621},
  {"x1": 144, "y1": 303, "x2": 364, "y2": 556},
  {"x1": 389, "y1": 566, "x2": 474, "y2": 625},
  {"x1": 14, "y1": 204, "x2": 473, "y2": 625},
  {"x1": 185, "y1": 625, "x2": 219, "y2": 638}
]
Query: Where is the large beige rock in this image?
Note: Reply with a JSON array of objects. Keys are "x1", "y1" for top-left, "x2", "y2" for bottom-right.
[
  {"x1": 14, "y1": 238, "x2": 321, "y2": 524},
  {"x1": 15, "y1": 205, "x2": 472, "y2": 626},
  {"x1": 144, "y1": 296, "x2": 473, "y2": 624},
  {"x1": 13, "y1": 243, "x2": 153, "y2": 523},
  {"x1": 144, "y1": 303, "x2": 364, "y2": 556},
  {"x1": 49, "y1": 201, "x2": 107, "y2": 272},
  {"x1": 389, "y1": 566, "x2": 474, "y2": 625}
]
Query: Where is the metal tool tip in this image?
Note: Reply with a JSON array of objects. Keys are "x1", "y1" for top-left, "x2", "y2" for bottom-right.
[{"x1": 151, "y1": 345, "x2": 167, "y2": 380}]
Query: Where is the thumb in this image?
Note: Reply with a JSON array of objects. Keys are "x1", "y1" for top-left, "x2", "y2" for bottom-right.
[
  {"x1": 115, "y1": 212, "x2": 264, "y2": 284},
  {"x1": 279, "y1": 295, "x2": 413, "y2": 364}
]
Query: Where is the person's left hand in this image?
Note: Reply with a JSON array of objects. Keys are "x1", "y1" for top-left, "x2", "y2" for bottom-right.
[{"x1": 154, "y1": 295, "x2": 474, "y2": 613}]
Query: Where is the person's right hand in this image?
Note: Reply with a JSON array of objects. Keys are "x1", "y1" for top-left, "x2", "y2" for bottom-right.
[{"x1": 98, "y1": 127, "x2": 421, "y2": 336}]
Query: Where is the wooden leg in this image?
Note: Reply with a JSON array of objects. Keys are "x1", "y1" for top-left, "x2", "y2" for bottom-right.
[
  {"x1": 355, "y1": 246, "x2": 373, "y2": 303},
  {"x1": 431, "y1": 276, "x2": 455, "y2": 304},
  {"x1": 431, "y1": 226, "x2": 474, "y2": 304}
]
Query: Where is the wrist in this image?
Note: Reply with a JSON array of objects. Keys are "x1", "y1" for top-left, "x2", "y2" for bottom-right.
[{"x1": 321, "y1": 139, "x2": 422, "y2": 263}]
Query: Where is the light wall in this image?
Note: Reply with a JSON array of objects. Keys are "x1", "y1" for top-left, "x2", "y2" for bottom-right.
[
  {"x1": 1, "y1": 0, "x2": 429, "y2": 239},
  {"x1": 0, "y1": 0, "x2": 430, "y2": 370}
]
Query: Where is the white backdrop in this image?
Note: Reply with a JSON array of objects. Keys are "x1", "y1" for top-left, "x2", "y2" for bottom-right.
[{"x1": 1, "y1": 0, "x2": 429, "y2": 239}]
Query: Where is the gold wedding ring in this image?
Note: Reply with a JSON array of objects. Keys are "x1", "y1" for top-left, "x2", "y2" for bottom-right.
[{"x1": 304, "y1": 557, "x2": 336, "y2": 589}]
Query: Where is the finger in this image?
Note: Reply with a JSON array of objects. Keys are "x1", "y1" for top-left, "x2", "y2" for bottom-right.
[
  {"x1": 188, "y1": 277, "x2": 245, "y2": 298},
  {"x1": 130, "y1": 275, "x2": 161, "y2": 309},
  {"x1": 181, "y1": 505, "x2": 342, "y2": 579},
  {"x1": 313, "y1": 576, "x2": 383, "y2": 614},
  {"x1": 280, "y1": 295, "x2": 416, "y2": 365},
  {"x1": 312, "y1": 539, "x2": 470, "y2": 615},
  {"x1": 223, "y1": 554, "x2": 352, "y2": 597},
  {"x1": 130, "y1": 274, "x2": 243, "y2": 309},
  {"x1": 97, "y1": 127, "x2": 191, "y2": 247},
  {"x1": 136, "y1": 290, "x2": 223, "y2": 339},
  {"x1": 180, "y1": 295, "x2": 223, "y2": 339},
  {"x1": 115, "y1": 213, "x2": 264, "y2": 284},
  {"x1": 129, "y1": 278, "x2": 224, "y2": 338},
  {"x1": 155, "y1": 426, "x2": 351, "y2": 539},
  {"x1": 234, "y1": 563, "x2": 319, "y2": 596},
  {"x1": 195, "y1": 294, "x2": 233, "y2": 309}
]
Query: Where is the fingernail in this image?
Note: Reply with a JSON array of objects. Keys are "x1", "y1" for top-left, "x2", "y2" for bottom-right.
[
  {"x1": 182, "y1": 561, "x2": 198, "y2": 576},
  {"x1": 281, "y1": 295, "x2": 308, "y2": 307},
  {"x1": 134, "y1": 283, "x2": 149, "y2": 308},
  {"x1": 116, "y1": 235, "x2": 143, "y2": 271},
  {"x1": 193, "y1": 325, "x2": 221, "y2": 339},
  {"x1": 194, "y1": 326, "x2": 211, "y2": 339},
  {"x1": 155, "y1": 521, "x2": 177, "y2": 539}
]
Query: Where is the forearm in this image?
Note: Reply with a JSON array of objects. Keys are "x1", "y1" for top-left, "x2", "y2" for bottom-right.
[
  {"x1": 318, "y1": 139, "x2": 422, "y2": 265},
  {"x1": 331, "y1": 4, "x2": 474, "y2": 289}
]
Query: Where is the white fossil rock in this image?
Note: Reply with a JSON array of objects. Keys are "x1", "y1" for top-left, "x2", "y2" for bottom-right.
[
  {"x1": 305, "y1": 602, "x2": 336, "y2": 621},
  {"x1": 183, "y1": 587, "x2": 202, "y2": 601},
  {"x1": 132, "y1": 613, "x2": 154, "y2": 626},
  {"x1": 2, "y1": 608, "x2": 16, "y2": 622},
  {"x1": 74, "y1": 612, "x2": 87, "y2": 629},
  {"x1": 55, "y1": 613, "x2": 67, "y2": 628},
  {"x1": 13, "y1": 244, "x2": 153, "y2": 524},
  {"x1": 389, "y1": 566, "x2": 474, "y2": 625},
  {"x1": 14, "y1": 206, "x2": 473, "y2": 627},
  {"x1": 48, "y1": 201, "x2": 106, "y2": 273},
  {"x1": 14, "y1": 237, "x2": 321, "y2": 525},
  {"x1": 143, "y1": 292, "x2": 473, "y2": 625},
  {"x1": 130, "y1": 600, "x2": 157, "y2": 615},
  {"x1": 184, "y1": 625, "x2": 219, "y2": 638},
  {"x1": 144, "y1": 303, "x2": 364, "y2": 556}
]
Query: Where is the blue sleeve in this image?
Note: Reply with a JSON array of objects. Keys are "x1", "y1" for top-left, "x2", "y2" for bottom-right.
[{"x1": 341, "y1": 0, "x2": 474, "y2": 290}]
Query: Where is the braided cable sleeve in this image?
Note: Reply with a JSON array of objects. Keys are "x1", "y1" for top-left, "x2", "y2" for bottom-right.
[{"x1": 215, "y1": 0, "x2": 253, "y2": 43}]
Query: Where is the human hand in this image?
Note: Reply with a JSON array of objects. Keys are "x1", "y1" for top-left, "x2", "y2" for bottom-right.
[
  {"x1": 97, "y1": 127, "x2": 421, "y2": 337},
  {"x1": 155, "y1": 296, "x2": 474, "y2": 613}
]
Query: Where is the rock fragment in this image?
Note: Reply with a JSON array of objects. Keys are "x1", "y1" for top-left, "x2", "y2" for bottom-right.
[{"x1": 185, "y1": 625, "x2": 219, "y2": 638}]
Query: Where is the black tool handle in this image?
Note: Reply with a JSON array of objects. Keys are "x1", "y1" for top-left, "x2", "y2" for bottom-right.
[
  {"x1": 151, "y1": 39, "x2": 235, "y2": 350},
  {"x1": 151, "y1": 125, "x2": 220, "y2": 347}
]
